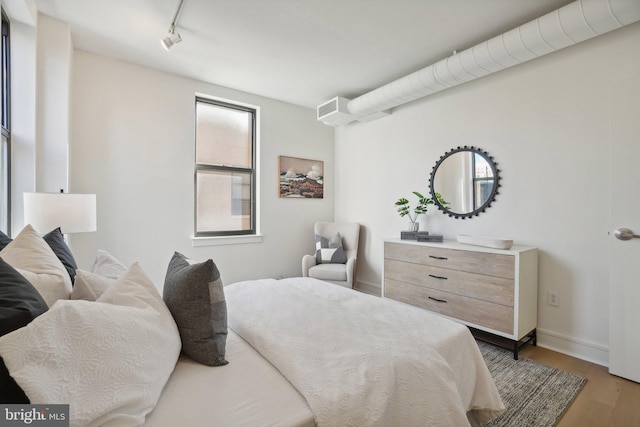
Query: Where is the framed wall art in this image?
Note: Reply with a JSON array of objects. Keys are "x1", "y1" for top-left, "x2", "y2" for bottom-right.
[{"x1": 278, "y1": 156, "x2": 324, "y2": 198}]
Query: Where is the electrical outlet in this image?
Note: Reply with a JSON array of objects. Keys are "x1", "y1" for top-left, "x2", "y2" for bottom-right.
[{"x1": 547, "y1": 291, "x2": 559, "y2": 307}]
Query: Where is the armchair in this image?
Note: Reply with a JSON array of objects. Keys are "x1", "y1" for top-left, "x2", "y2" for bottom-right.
[{"x1": 302, "y1": 222, "x2": 360, "y2": 288}]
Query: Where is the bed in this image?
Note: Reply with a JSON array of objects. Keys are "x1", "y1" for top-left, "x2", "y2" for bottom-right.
[
  {"x1": 0, "y1": 225, "x2": 504, "y2": 426},
  {"x1": 148, "y1": 277, "x2": 504, "y2": 427}
]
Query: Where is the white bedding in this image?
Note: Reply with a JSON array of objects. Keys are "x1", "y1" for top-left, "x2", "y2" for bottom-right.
[
  {"x1": 225, "y1": 277, "x2": 504, "y2": 427},
  {"x1": 145, "y1": 329, "x2": 315, "y2": 427}
]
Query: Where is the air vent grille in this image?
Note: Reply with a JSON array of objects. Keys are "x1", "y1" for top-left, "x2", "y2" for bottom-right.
[
  {"x1": 317, "y1": 99, "x2": 337, "y2": 118},
  {"x1": 316, "y1": 97, "x2": 355, "y2": 126}
]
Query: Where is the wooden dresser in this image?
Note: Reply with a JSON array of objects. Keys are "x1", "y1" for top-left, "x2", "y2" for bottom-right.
[{"x1": 383, "y1": 239, "x2": 538, "y2": 358}]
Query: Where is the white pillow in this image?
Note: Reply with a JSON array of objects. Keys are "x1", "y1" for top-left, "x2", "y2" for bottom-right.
[
  {"x1": 0, "y1": 263, "x2": 181, "y2": 427},
  {"x1": 0, "y1": 224, "x2": 72, "y2": 307},
  {"x1": 70, "y1": 269, "x2": 115, "y2": 301},
  {"x1": 91, "y1": 249, "x2": 128, "y2": 279},
  {"x1": 70, "y1": 250, "x2": 128, "y2": 302}
]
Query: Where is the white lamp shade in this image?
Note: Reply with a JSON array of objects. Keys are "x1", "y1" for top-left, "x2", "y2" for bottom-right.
[{"x1": 24, "y1": 192, "x2": 97, "y2": 234}]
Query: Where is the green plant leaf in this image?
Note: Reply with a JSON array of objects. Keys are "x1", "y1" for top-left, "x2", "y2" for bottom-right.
[{"x1": 395, "y1": 191, "x2": 439, "y2": 219}]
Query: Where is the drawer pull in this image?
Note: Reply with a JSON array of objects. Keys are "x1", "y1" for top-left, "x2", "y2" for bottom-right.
[
  {"x1": 428, "y1": 274, "x2": 448, "y2": 280},
  {"x1": 428, "y1": 296, "x2": 448, "y2": 303},
  {"x1": 429, "y1": 255, "x2": 448, "y2": 260}
]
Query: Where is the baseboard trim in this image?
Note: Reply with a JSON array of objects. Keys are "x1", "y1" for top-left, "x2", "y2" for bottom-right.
[
  {"x1": 536, "y1": 328, "x2": 608, "y2": 367},
  {"x1": 354, "y1": 281, "x2": 381, "y2": 297}
]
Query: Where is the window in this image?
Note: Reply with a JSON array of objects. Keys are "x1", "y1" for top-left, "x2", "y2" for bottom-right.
[
  {"x1": 1, "y1": 9, "x2": 10, "y2": 234},
  {"x1": 473, "y1": 153, "x2": 494, "y2": 210},
  {"x1": 194, "y1": 97, "x2": 256, "y2": 237}
]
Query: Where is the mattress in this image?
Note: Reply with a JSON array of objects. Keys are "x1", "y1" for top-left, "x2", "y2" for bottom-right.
[{"x1": 145, "y1": 329, "x2": 315, "y2": 427}]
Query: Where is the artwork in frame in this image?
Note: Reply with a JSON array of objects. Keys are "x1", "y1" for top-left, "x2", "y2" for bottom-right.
[{"x1": 279, "y1": 156, "x2": 324, "y2": 198}]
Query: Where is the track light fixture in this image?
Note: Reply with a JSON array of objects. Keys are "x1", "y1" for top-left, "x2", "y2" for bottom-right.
[
  {"x1": 161, "y1": 0, "x2": 185, "y2": 51},
  {"x1": 161, "y1": 27, "x2": 182, "y2": 50}
]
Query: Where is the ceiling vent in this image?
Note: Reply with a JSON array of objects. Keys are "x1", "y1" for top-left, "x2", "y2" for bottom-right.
[
  {"x1": 317, "y1": 96, "x2": 390, "y2": 126},
  {"x1": 317, "y1": 97, "x2": 354, "y2": 126}
]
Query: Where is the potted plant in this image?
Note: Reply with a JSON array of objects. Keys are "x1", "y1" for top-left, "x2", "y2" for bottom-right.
[{"x1": 395, "y1": 191, "x2": 448, "y2": 231}]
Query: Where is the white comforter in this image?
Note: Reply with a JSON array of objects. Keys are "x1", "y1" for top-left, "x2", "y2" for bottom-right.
[{"x1": 225, "y1": 278, "x2": 504, "y2": 427}]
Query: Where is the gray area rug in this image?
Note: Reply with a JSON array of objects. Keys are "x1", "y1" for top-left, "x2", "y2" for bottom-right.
[{"x1": 478, "y1": 341, "x2": 587, "y2": 427}]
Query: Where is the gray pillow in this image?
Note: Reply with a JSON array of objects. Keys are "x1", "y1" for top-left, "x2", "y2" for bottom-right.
[
  {"x1": 315, "y1": 232, "x2": 347, "y2": 264},
  {"x1": 163, "y1": 252, "x2": 228, "y2": 366}
]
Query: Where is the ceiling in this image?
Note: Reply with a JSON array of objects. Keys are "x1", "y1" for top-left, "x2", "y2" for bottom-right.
[{"x1": 27, "y1": 0, "x2": 575, "y2": 109}]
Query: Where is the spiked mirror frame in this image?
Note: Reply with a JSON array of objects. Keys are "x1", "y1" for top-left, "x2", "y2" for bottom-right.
[{"x1": 429, "y1": 146, "x2": 501, "y2": 219}]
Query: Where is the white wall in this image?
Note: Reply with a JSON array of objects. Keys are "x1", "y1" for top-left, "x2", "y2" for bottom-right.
[
  {"x1": 35, "y1": 13, "x2": 71, "y2": 193},
  {"x1": 335, "y1": 22, "x2": 640, "y2": 365},
  {"x1": 9, "y1": 13, "x2": 72, "y2": 233},
  {"x1": 68, "y1": 51, "x2": 334, "y2": 288},
  {"x1": 9, "y1": 20, "x2": 36, "y2": 234}
]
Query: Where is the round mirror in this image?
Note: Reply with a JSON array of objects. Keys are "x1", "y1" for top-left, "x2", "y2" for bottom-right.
[{"x1": 429, "y1": 146, "x2": 500, "y2": 219}]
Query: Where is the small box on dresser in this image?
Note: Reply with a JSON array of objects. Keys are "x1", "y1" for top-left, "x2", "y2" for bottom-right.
[
  {"x1": 400, "y1": 231, "x2": 430, "y2": 240},
  {"x1": 382, "y1": 239, "x2": 538, "y2": 358}
]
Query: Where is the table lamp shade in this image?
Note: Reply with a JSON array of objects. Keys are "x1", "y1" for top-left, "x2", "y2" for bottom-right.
[{"x1": 24, "y1": 192, "x2": 97, "y2": 234}]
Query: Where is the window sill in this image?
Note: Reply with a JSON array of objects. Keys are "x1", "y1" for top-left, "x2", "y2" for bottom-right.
[{"x1": 191, "y1": 234, "x2": 263, "y2": 247}]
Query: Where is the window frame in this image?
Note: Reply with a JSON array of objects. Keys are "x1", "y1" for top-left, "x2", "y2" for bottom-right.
[
  {"x1": 471, "y1": 152, "x2": 495, "y2": 210},
  {"x1": 1, "y1": 8, "x2": 11, "y2": 235},
  {"x1": 194, "y1": 96, "x2": 257, "y2": 238}
]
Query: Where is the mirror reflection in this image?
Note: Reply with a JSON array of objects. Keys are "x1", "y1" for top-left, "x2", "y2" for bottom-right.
[{"x1": 429, "y1": 147, "x2": 500, "y2": 219}]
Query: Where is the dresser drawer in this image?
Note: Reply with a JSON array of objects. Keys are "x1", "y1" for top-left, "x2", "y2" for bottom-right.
[
  {"x1": 384, "y1": 258, "x2": 514, "y2": 307},
  {"x1": 385, "y1": 279, "x2": 514, "y2": 334},
  {"x1": 385, "y1": 242, "x2": 515, "y2": 279}
]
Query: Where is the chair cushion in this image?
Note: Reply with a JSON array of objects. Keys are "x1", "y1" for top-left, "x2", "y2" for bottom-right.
[
  {"x1": 315, "y1": 233, "x2": 347, "y2": 264},
  {"x1": 308, "y1": 263, "x2": 348, "y2": 282}
]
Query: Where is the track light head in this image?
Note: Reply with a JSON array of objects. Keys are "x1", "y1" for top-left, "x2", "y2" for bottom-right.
[
  {"x1": 161, "y1": 29, "x2": 182, "y2": 50},
  {"x1": 161, "y1": 0, "x2": 185, "y2": 51}
]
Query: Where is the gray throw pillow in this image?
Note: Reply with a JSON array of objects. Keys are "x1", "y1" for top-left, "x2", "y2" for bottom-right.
[
  {"x1": 315, "y1": 232, "x2": 347, "y2": 264},
  {"x1": 0, "y1": 257, "x2": 48, "y2": 402},
  {"x1": 163, "y1": 252, "x2": 228, "y2": 366}
]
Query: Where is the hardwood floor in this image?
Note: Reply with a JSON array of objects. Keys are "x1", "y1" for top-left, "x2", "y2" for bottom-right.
[{"x1": 519, "y1": 344, "x2": 640, "y2": 427}]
